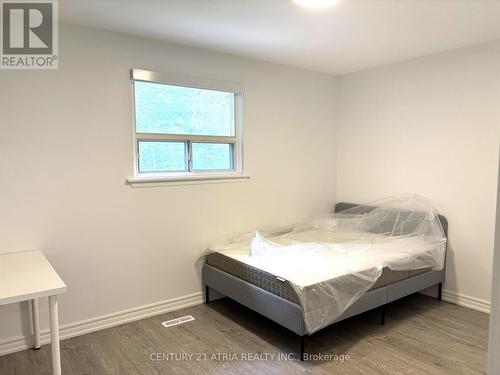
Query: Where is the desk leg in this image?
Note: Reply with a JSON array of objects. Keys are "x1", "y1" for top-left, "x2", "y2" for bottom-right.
[
  {"x1": 31, "y1": 299, "x2": 41, "y2": 349},
  {"x1": 49, "y1": 295, "x2": 61, "y2": 375}
]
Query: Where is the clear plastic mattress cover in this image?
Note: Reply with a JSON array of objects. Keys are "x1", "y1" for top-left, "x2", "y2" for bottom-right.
[{"x1": 209, "y1": 195, "x2": 446, "y2": 334}]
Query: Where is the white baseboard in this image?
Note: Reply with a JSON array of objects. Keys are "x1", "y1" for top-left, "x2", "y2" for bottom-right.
[
  {"x1": 0, "y1": 289, "x2": 490, "y2": 357},
  {"x1": 0, "y1": 292, "x2": 203, "y2": 357},
  {"x1": 442, "y1": 289, "x2": 491, "y2": 314}
]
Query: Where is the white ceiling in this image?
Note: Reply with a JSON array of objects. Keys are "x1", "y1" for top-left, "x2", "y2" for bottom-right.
[{"x1": 60, "y1": 0, "x2": 500, "y2": 75}]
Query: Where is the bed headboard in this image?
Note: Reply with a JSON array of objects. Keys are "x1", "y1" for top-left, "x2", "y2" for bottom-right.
[{"x1": 334, "y1": 202, "x2": 449, "y2": 237}]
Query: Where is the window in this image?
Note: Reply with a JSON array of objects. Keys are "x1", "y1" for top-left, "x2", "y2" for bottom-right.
[{"x1": 130, "y1": 69, "x2": 244, "y2": 181}]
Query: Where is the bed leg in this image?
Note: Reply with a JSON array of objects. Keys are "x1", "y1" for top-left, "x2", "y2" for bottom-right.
[
  {"x1": 379, "y1": 305, "x2": 386, "y2": 326},
  {"x1": 299, "y1": 335, "x2": 305, "y2": 361},
  {"x1": 438, "y1": 282, "x2": 442, "y2": 301},
  {"x1": 205, "y1": 285, "x2": 210, "y2": 304}
]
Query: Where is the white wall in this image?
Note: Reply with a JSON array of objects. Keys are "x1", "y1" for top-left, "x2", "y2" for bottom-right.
[
  {"x1": 337, "y1": 41, "x2": 500, "y2": 308},
  {"x1": 0, "y1": 24, "x2": 338, "y2": 349}
]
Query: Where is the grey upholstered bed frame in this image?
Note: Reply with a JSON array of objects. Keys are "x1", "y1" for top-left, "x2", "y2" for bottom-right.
[{"x1": 202, "y1": 202, "x2": 448, "y2": 360}]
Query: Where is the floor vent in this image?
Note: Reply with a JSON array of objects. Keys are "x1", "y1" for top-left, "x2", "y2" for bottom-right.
[{"x1": 161, "y1": 315, "x2": 195, "y2": 328}]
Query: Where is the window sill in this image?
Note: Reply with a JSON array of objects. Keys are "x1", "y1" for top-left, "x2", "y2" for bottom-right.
[{"x1": 126, "y1": 174, "x2": 250, "y2": 188}]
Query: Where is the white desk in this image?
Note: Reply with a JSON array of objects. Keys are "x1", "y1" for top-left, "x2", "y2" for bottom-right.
[{"x1": 0, "y1": 250, "x2": 67, "y2": 375}]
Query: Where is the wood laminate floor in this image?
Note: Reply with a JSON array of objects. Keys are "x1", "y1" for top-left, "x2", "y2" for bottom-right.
[{"x1": 0, "y1": 294, "x2": 488, "y2": 375}]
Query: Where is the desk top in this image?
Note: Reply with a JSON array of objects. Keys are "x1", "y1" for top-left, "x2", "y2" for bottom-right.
[{"x1": 0, "y1": 250, "x2": 67, "y2": 305}]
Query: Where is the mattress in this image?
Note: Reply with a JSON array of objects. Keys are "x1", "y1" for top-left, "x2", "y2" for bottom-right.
[
  {"x1": 207, "y1": 200, "x2": 446, "y2": 333},
  {"x1": 206, "y1": 252, "x2": 430, "y2": 305}
]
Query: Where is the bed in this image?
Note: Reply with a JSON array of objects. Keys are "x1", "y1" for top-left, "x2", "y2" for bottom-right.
[{"x1": 202, "y1": 201, "x2": 448, "y2": 359}]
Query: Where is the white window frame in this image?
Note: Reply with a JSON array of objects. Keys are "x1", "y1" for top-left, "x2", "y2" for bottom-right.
[{"x1": 128, "y1": 68, "x2": 247, "y2": 185}]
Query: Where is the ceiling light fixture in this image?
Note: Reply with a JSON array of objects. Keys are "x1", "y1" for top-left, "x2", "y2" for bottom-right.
[{"x1": 292, "y1": 0, "x2": 342, "y2": 10}]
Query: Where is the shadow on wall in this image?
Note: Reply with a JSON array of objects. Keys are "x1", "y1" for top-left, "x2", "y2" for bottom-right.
[
  {"x1": 444, "y1": 242, "x2": 456, "y2": 294},
  {"x1": 0, "y1": 301, "x2": 34, "y2": 347}
]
